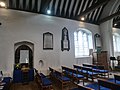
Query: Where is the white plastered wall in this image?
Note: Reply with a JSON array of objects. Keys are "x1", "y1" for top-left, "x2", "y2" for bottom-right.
[{"x1": 0, "y1": 8, "x2": 100, "y2": 76}]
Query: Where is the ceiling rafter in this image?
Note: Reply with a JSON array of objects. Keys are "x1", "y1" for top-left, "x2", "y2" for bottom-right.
[
  {"x1": 51, "y1": 0, "x2": 56, "y2": 15},
  {"x1": 77, "y1": 0, "x2": 109, "y2": 18},
  {"x1": 65, "y1": 0, "x2": 71, "y2": 18},
  {"x1": 56, "y1": 0, "x2": 62, "y2": 16},
  {"x1": 61, "y1": 0, "x2": 67, "y2": 17},
  {"x1": 79, "y1": 0, "x2": 86, "y2": 15},
  {"x1": 114, "y1": 19, "x2": 120, "y2": 24},
  {"x1": 70, "y1": 0, "x2": 77, "y2": 18},
  {"x1": 98, "y1": 11, "x2": 120, "y2": 24},
  {"x1": 40, "y1": 0, "x2": 51, "y2": 14},
  {"x1": 74, "y1": 0, "x2": 82, "y2": 16}
]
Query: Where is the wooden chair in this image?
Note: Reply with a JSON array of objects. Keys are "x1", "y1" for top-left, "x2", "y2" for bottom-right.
[
  {"x1": 49, "y1": 67, "x2": 71, "y2": 90},
  {"x1": 98, "y1": 78, "x2": 120, "y2": 90},
  {"x1": 39, "y1": 73, "x2": 53, "y2": 90},
  {"x1": 62, "y1": 66, "x2": 84, "y2": 85},
  {"x1": 82, "y1": 66, "x2": 98, "y2": 81},
  {"x1": 83, "y1": 64, "x2": 93, "y2": 68},
  {"x1": 34, "y1": 68, "x2": 53, "y2": 90},
  {"x1": 83, "y1": 63, "x2": 109, "y2": 78},
  {"x1": 54, "y1": 70, "x2": 71, "y2": 90},
  {"x1": 93, "y1": 65, "x2": 109, "y2": 78},
  {"x1": 114, "y1": 74, "x2": 120, "y2": 84},
  {"x1": 73, "y1": 65, "x2": 83, "y2": 74},
  {"x1": 69, "y1": 68, "x2": 84, "y2": 85},
  {"x1": 74, "y1": 65, "x2": 98, "y2": 81}
]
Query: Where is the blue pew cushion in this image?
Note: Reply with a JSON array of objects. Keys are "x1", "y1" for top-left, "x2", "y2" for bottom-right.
[
  {"x1": 97, "y1": 70, "x2": 108, "y2": 73},
  {"x1": 73, "y1": 74, "x2": 84, "y2": 79},
  {"x1": 2, "y1": 77, "x2": 11, "y2": 84},
  {"x1": 81, "y1": 70, "x2": 87, "y2": 73},
  {"x1": 58, "y1": 76, "x2": 70, "y2": 81},
  {"x1": 77, "y1": 69, "x2": 82, "y2": 72},
  {"x1": 41, "y1": 78, "x2": 52, "y2": 86},
  {"x1": 93, "y1": 69, "x2": 108, "y2": 73},
  {"x1": 88, "y1": 71, "x2": 98, "y2": 75}
]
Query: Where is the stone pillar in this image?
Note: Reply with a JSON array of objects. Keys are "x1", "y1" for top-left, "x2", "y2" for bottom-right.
[{"x1": 100, "y1": 20, "x2": 114, "y2": 57}]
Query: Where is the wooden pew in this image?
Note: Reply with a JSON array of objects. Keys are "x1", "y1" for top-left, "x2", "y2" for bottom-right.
[
  {"x1": 98, "y1": 78, "x2": 120, "y2": 90},
  {"x1": 34, "y1": 68, "x2": 53, "y2": 90},
  {"x1": 49, "y1": 67, "x2": 71, "y2": 90}
]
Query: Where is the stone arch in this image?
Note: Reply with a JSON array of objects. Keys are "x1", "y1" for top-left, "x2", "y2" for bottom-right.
[{"x1": 14, "y1": 41, "x2": 34, "y2": 68}]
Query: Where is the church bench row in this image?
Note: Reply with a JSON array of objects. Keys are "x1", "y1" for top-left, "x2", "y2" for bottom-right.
[
  {"x1": 73, "y1": 64, "x2": 109, "y2": 81},
  {"x1": 49, "y1": 67, "x2": 93, "y2": 90}
]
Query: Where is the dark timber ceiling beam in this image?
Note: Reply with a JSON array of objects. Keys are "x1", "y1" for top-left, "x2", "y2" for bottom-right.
[
  {"x1": 113, "y1": 18, "x2": 120, "y2": 24},
  {"x1": 97, "y1": 11, "x2": 120, "y2": 24},
  {"x1": 40, "y1": 0, "x2": 51, "y2": 14},
  {"x1": 77, "y1": 0, "x2": 109, "y2": 17}
]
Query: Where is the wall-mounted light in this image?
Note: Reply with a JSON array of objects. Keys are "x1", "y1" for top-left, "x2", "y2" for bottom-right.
[
  {"x1": 0, "y1": 2, "x2": 6, "y2": 8},
  {"x1": 114, "y1": 23, "x2": 117, "y2": 26},
  {"x1": 80, "y1": 17, "x2": 85, "y2": 21},
  {"x1": 47, "y1": 10, "x2": 51, "y2": 14}
]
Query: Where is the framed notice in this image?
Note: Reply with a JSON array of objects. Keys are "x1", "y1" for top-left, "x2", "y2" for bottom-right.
[
  {"x1": 61, "y1": 27, "x2": 70, "y2": 51},
  {"x1": 43, "y1": 32, "x2": 53, "y2": 50}
]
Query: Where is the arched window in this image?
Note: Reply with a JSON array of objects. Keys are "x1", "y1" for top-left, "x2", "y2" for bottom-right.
[
  {"x1": 74, "y1": 29, "x2": 93, "y2": 58},
  {"x1": 113, "y1": 33, "x2": 120, "y2": 52}
]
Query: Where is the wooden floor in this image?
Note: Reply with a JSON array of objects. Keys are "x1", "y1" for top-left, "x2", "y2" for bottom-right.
[
  {"x1": 10, "y1": 82, "x2": 39, "y2": 90},
  {"x1": 9, "y1": 71, "x2": 120, "y2": 90},
  {"x1": 9, "y1": 81, "x2": 77, "y2": 90}
]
